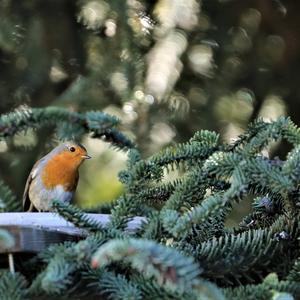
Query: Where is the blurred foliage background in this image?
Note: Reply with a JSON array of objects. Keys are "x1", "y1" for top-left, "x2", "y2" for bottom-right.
[{"x1": 0, "y1": 0, "x2": 299, "y2": 211}]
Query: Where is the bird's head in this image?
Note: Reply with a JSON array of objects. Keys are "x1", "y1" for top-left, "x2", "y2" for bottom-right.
[
  {"x1": 62, "y1": 141, "x2": 91, "y2": 162},
  {"x1": 41, "y1": 142, "x2": 91, "y2": 190},
  {"x1": 51, "y1": 142, "x2": 91, "y2": 169}
]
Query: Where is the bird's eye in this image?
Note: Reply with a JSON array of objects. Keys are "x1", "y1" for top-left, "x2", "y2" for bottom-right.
[{"x1": 69, "y1": 146, "x2": 76, "y2": 152}]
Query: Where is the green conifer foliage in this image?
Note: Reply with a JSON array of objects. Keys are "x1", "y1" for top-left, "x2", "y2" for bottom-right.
[{"x1": 0, "y1": 108, "x2": 300, "y2": 299}]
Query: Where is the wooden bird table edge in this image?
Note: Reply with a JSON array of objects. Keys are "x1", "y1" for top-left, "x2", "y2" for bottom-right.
[{"x1": 0, "y1": 213, "x2": 145, "y2": 253}]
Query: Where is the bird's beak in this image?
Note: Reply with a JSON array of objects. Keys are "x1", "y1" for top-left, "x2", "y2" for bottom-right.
[{"x1": 82, "y1": 154, "x2": 92, "y2": 159}]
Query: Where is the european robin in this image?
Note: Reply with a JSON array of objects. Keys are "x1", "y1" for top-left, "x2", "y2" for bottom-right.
[{"x1": 23, "y1": 142, "x2": 91, "y2": 212}]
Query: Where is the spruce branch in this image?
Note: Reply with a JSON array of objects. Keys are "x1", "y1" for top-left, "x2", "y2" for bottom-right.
[
  {"x1": 0, "y1": 106, "x2": 134, "y2": 150},
  {"x1": 132, "y1": 274, "x2": 225, "y2": 300},
  {"x1": 86, "y1": 270, "x2": 143, "y2": 300},
  {"x1": 100, "y1": 272, "x2": 143, "y2": 300},
  {"x1": 121, "y1": 129, "x2": 219, "y2": 188},
  {"x1": 108, "y1": 195, "x2": 140, "y2": 230},
  {"x1": 282, "y1": 117, "x2": 300, "y2": 145},
  {"x1": 148, "y1": 140, "x2": 216, "y2": 172},
  {"x1": 161, "y1": 193, "x2": 225, "y2": 238},
  {"x1": 131, "y1": 274, "x2": 192, "y2": 300},
  {"x1": 137, "y1": 180, "x2": 181, "y2": 206},
  {"x1": 225, "y1": 118, "x2": 268, "y2": 151},
  {"x1": 0, "y1": 106, "x2": 117, "y2": 137},
  {"x1": 162, "y1": 167, "x2": 208, "y2": 211},
  {"x1": 0, "y1": 179, "x2": 21, "y2": 212},
  {"x1": 226, "y1": 117, "x2": 300, "y2": 154},
  {"x1": 240, "y1": 117, "x2": 299, "y2": 155},
  {"x1": 286, "y1": 258, "x2": 300, "y2": 282},
  {"x1": 52, "y1": 200, "x2": 104, "y2": 232},
  {"x1": 202, "y1": 152, "x2": 241, "y2": 180},
  {"x1": 30, "y1": 254, "x2": 76, "y2": 295},
  {"x1": 194, "y1": 216, "x2": 299, "y2": 284},
  {"x1": 224, "y1": 273, "x2": 300, "y2": 300},
  {"x1": 91, "y1": 238, "x2": 201, "y2": 293},
  {"x1": 246, "y1": 157, "x2": 292, "y2": 194},
  {"x1": 1, "y1": 117, "x2": 300, "y2": 298},
  {"x1": 0, "y1": 272, "x2": 27, "y2": 300},
  {"x1": 29, "y1": 233, "x2": 108, "y2": 296},
  {"x1": 52, "y1": 201, "x2": 127, "y2": 240},
  {"x1": 283, "y1": 145, "x2": 300, "y2": 183},
  {"x1": 189, "y1": 130, "x2": 219, "y2": 145},
  {"x1": 140, "y1": 211, "x2": 163, "y2": 240},
  {"x1": 127, "y1": 148, "x2": 142, "y2": 167},
  {"x1": 96, "y1": 127, "x2": 135, "y2": 150}
]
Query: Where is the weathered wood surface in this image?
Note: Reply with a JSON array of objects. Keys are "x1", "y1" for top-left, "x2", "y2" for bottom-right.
[{"x1": 0, "y1": 213, "x2": 145, "y2": 253}]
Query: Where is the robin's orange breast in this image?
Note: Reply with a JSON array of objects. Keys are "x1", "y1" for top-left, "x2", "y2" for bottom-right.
[{"x1": 41, "y1": 152, "x2": 80, "y2": 191}]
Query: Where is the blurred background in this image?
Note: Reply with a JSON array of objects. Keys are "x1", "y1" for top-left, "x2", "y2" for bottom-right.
[{"x1": 0, "y1": 0, "x2": 299, "y2": 210}]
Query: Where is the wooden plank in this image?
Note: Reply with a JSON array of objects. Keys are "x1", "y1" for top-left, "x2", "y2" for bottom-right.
[
  {"x1": 0, "y1": 213, "x2": 145, "y2": 253},
  {"x1": 1, "y1": 226, "x2": 82, "y2": 253}
]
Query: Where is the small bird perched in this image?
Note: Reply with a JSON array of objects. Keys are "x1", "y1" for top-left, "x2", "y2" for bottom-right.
[{"x1": 23, "y1": 142, "x2": 91, "y2": 212}]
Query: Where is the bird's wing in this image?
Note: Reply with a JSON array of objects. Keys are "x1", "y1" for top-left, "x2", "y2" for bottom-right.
[{"x1": 22, "y1": 159, "x2": 42, "y2": 212}]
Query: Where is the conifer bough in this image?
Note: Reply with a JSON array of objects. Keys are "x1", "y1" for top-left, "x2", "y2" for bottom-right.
[
  {"x1": 0, "y1": 106, "x2": 134, "y2": 150},
  {"x1": 0, "y1": 115, "x2": 300, "y2": 299}
]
